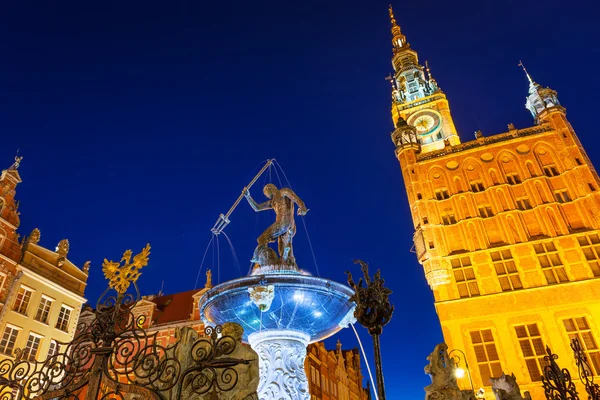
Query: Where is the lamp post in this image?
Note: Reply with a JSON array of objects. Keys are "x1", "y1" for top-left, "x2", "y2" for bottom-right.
[
  {"x1": 448, "y1": 348, "x2": 475, "y2": 396},
  {"x1": 346, "y1": 260, "x2": 394, "y2": 400}
]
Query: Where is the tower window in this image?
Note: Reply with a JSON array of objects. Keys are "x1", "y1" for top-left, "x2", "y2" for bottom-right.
[
  {"x1": 534, "y1": 242, "x2": 569, "y2": 284},
  {"x1": 423, "y1": 217, "x2": 429, "y2": 225},
  {"x1": 491, "y1": 250, "x2": 522, "y2": 291},
  {"x1": 562, "y1": 317, "x2": 600, "y2": 376},
  {"x1": 417, "y1": 193, "x2": 423, "y2": 200},
  {"x1": 577, "y1": 234, "x2": 600, "y2": 277},
  {"x1": 435, "y1": 188, "x2": 450, "y2": 200},
  {"x1": 478, "y1": 205, "x2": 493, "y2": 218},
  {"x1": 442, "y1": 214, "x2": 457, "y2": 225},
  {"x1": 470, "y1": 180, "x2": 485, "y2": 192},
  {"x1": 543, "y1": 165, "x2": 560, "y2": 177},
  {"x1": 554, "y1": 189, "x2": 571, "y2": 203},
  {"x1": 516, "y1": 197, "x2": 532, "y2": 210},
  {"x1": 506, "y1": 173, "x2": 522, "y2": 185},
  {"x1": 429, "y1": 241, "x2": 435, "y2": 249},
  {"x1": 576, "y1": 158, "x2": 583, "y2": 166},
  {"x1": 514, "y1": 324, "x2": 547, "y2": 382},
  {"x1": 451, "y1": 256, "x2": 479, "y2": 298},
  {"x1": 589, "y1": 184, "x2": 596, "y2": 192},
  {"x1": 469, "y1": 329, "x2": 502, "y2": 384}
]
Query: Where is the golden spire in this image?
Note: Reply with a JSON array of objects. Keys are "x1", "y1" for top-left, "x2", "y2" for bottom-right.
[
  {"x1": 389, "y1": 4, "x2": 401, "y2": 36},
  {"x1": 389, "y1": 4, "x2": 407, "y2": 52}
]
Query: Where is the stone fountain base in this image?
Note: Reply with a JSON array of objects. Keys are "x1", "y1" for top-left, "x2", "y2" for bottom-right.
[{"x1": 248, "y1": 329, "x2": 310, "y2": 400}]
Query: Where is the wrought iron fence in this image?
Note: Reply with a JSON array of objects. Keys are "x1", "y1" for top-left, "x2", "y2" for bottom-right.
[
  {"x1": 0, "y1": 244, "x2": 249, "y2": 400},
  {"x1": 541, "y1": 338, "x2": 600, "y2": 400}
]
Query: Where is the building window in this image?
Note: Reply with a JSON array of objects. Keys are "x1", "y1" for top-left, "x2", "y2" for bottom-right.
[
  {"x1": 23, "y1": 332, "x2": 43, "y2": 361},
  {"x1": 435, "y1": 188, "x2": 450, "y2": 200},
  {"x1": 534, "y1": 242, "x2": 569, "y2": 284},
  {"x1": 56, "y1": 305, "x2": 73, "y2": 332},
  {"x1": 48, "y1": 340, "x2": 59, "y2": 357},
  {"x1": 470, "y1": 329, "x2": 502, "y2": 385},
  {"x1": 35, "y1": 295, "x2": 54, "y2": 324},
  {"x1": 515, "y1": 324, "x2": 547, "y2": 382},
  {"x1": 442, "y1": 214, "x2": 457, "y2": 225},
  {"x1": 13, "y1": 285, "x2": 33, "y2": 315},
  {"x1": 563, "y1": 317, "x2": 600, "y2": 376},
  {"x1": 516, "y1": 197, "x2": 532, "y2": 210},
  {"x1": 423, "y1": 217, "x2": 429, "y2": 225},
  {"x1": 543, "y1": 165, "x2": 560, "y2": 177},
  {"x1": 576, "y1": 158, "x2": 583, "y2": 166},
  {"x1": 478, "y1": 205, "x2": 493, "y2": 218},
  {"x1": 577, "y1": 234, "x2": 600, "y2": 277},
  {"x1": 417, "y1": 193, "x2": 423, "y2": 200},
  {"x1": 589, "y1": 184, "x2": 596, "y2": 192},
  {"x1": 554, "y1": 189, "x2": 571, "y2": 203},
  {"x1": 322, "y1": 375, "x2": 327, "y2": 393},
  {"x1": 0, "y1": 325, "x2": 20, "y2": 356},
  {"x1": 451, "y1": 256, "x2": 479, "y2": 298},
  {"x1": 491, "y1": 250, "x2": 522, "y2": 291},
  {"x1": 470, "y1": 180, "x2": 485, "y2": 192},
  {"x1": 506, "y1": 173, "x2": 522, "y2": 185}
]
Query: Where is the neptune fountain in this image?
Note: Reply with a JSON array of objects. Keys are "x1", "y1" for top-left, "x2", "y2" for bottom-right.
[{"x1": 199, "y1": 183, "x2": 355, "y2": 400}]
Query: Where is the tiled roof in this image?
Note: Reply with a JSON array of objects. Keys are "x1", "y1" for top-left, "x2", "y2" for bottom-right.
[{"x1": 149, "y1": 289, "x2": 201, "y2": 325}]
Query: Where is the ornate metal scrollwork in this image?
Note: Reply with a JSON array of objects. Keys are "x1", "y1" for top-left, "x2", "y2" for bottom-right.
[
  {"x1": 0, "y1": 244, "x2": 249, "y2": 400},
  {"x1": 571, "y1": 338, "x2": 600, "y2": 400},
  {"x1": 541, "y1": 345, "x2": 579, "y2": 400}
]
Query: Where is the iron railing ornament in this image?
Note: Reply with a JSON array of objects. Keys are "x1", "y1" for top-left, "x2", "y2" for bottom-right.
[
  {"x1": 541, "y1": 345, "x2": 579, "y2": 400},
  {"x1": 571, "y1": 338, "x2": 600, "y2": 400},
  {"x1": 0, "y1": 244, "x2": 248, "y2": 400}
]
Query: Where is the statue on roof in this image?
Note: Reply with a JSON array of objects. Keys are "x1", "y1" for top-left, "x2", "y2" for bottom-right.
[{"x1": 243, "y1": 184, "x2": 308, "y2": 269}]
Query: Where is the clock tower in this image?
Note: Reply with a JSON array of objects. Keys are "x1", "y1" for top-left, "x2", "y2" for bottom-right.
[{"x1": 388, "y1": 6, "x2": 460, "y2": 153}]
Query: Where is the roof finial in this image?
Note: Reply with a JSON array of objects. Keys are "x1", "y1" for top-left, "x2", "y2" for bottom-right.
[
  {"x1": 9, "y1": 150, "x2": 22, "y2": 170},
  {"x1": 518, "y1": 60, "x2": 534, "y2": 86},
  {"x1": 389, "y1": 4, "x2": 398, "y2": 27},
  {"x1": 426, "y1": 61, "x2": 436, "y2": 83}
]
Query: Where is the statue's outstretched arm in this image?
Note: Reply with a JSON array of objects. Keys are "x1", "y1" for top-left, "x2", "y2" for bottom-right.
[
  {"x1": 244, "y1": 188, "x2": 272, "y2": 212},
  {"x1": 280, "y1": 188, "x2": 309, "y2": 215}
]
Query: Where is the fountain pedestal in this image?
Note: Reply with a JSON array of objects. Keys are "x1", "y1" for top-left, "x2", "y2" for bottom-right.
[{"x1": 248, "y1": 330, "x2": 310, "y2": 400}]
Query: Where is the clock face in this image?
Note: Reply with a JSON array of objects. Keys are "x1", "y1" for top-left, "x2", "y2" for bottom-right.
[{"x1": 407, "y1": 110, "x2": 442, "y2": 137}]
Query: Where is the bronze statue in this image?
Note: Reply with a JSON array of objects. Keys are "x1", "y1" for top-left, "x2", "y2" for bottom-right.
[{"x1": 243, "y1": 184, "x2": 308, "y2": 267}]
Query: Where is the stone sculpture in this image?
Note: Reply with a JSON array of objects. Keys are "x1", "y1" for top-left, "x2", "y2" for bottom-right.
[
  {"x1": 490, "y1": 373, "x2": 523, "y2": 400},
  {"x1": 424, "y1": 343, "x2": 462, "y2": 400},
  {"x1": 243, "y1": 184, "x2": 308, "y2": 268},
  {"x1": 218, "y1": 322, "x2": 259, "y2": 400}
]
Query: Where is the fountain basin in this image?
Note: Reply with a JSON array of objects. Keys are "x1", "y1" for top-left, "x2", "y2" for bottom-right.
[{"x1": 198, "y1": 273, "x2": 354, "y2": 343}]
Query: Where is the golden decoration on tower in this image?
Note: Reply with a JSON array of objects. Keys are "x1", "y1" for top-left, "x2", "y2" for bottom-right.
[{"x1": 102, "y1": 243, "x2": 151, "y2": 293}]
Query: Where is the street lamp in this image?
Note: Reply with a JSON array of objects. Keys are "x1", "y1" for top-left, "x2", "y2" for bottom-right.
[
  {"x1": 346, "y1": 260, "x2": 394, "y2": 400},
  {"x1": 448, "y1": 348, "x2": 475, "y2": 395}
]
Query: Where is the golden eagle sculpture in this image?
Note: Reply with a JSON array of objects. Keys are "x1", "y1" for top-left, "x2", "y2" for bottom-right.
[{"x1": 102, "y1": 244, "x2": 151, "y2": 293}]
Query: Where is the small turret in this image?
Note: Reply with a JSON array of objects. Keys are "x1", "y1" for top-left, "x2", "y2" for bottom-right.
[{"x1": 519, "y1": 61, "x2": 564, "y2": 124}]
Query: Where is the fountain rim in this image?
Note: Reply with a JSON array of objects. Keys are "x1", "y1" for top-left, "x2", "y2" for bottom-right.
[{"x1": 198, "y1": 273, "x2": 354, "y2": 314}]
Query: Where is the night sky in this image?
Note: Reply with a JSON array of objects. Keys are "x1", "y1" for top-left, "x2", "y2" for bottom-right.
[{"x1": 0, "y1": 0, "x2": 595, "y2": 397}]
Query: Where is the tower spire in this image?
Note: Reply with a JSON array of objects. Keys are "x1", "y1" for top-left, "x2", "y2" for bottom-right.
[
  {"x1": 519, "y1": 60, "x2": 563, "y2": 123},
  {"x1": 389, "y1": 4, "x2": 407, "y2": 52},
  {"x1": 518, "y1": 60, "x2": 534, "y2": 86}
]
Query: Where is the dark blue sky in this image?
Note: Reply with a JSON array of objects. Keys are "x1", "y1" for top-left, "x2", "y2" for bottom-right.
[{"x1": 0, "y1": 0, "x2": 595, "y2": 397}]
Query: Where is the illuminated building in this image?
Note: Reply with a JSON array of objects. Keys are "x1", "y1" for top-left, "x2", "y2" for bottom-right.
[
  {"x1": 0, "y1": 158, "x2": 89, "y2": 363},
  {"x1": 387, "y1": 5, "x2": 600, "y2": 398},
  {"x1": 77, "y1": 271, "x2": 370, "y2": 399}
]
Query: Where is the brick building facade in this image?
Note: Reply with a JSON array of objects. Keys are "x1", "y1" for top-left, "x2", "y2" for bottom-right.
[{"x1": 388, "y1": 5, "x2": 600, "y2": 399}]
